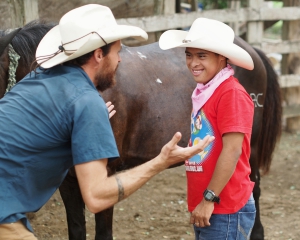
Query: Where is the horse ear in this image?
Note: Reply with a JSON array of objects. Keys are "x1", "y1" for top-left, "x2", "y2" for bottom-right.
[{"x1": 0, "y1": 28, "x2": 22, "y2": 57}]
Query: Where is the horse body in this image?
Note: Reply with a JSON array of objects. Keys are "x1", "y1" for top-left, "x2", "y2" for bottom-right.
[
  {"x1": 0, "y1": 21, "x2": 282, "y2": 240},
  {"x1": 108, "y1": 45, "x2": 194, "y2": 169}
]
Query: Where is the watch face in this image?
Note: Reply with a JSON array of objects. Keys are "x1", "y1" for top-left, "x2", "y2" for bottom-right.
[{"x1": 206, "y1": 192, "x2": 214, "y2": 199}]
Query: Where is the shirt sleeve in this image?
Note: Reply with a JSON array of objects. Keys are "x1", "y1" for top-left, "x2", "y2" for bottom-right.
[
  {"x1": 68, "y1": 91, "x2": 119, "y2": 165},
  {"x1": 216, "y1": 88, "x2": 254, "y2": 136}
]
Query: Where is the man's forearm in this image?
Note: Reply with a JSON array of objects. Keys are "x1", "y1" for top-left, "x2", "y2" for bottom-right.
[
  {"x1": 76, "y1": 133, "x2": 214, "y2": 214},
  {"x1": 113, "y1": 156, "x2": 165, "y2": 201},
  {"x1": 76, "y1": 155, "x2": 166, "y2": 214}
]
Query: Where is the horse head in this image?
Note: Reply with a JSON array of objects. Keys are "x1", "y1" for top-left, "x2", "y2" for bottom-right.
[{"x1": 0, "y1": 20, "x2": 56, "y2": 97}]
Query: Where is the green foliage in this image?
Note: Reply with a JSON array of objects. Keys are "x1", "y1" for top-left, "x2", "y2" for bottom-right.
[
  {"x1": 264, "y1": 20, "x2": 282, "y2": 39},
  {"x1": 272, "y1": 1, "x2": 283, "y2": 8},
  {"x1": 198, "y1": 0, "x2": 227, "y2": 9},
  {"x1": 198, "y1": 0, "x2": 248, "y2": 10}
]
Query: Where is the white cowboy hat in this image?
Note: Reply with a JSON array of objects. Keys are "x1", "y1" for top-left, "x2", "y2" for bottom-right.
[
  {"x1": 159, "y1": 18, "x2": 254, "y2": 70},
  {"x1": 36, "y1": 4, "x2": 148, "y2": 68}
]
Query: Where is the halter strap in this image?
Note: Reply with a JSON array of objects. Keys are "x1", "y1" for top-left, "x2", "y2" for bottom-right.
[{"x1": 5, "y1": 44, "x2": 20, "y2": 94}]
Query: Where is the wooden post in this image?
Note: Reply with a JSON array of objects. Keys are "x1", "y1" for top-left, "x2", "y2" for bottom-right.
[
  {"x1": 164, "y1": 0, "x2": 176, "y2": 14},
  {"x1": 23, "y1": 0, "x2": 39, "y2": 24},
  {"x1": 175, "y1": 0, "x2": 181, "y2": 13},
  {"x1": 8, "y1": 0, "x2": 23, "y2": 28},
  {"x1": 281, "y1": 0, "x2": 293, "y2": 75},
  {"x1": 190, "y1": 0, "x2": 198, "y2": 11},
  {"x1": 8, "y1": 0, "x2": 39, "y2": 28},
  {"x1": 229, "y1": 1, "x2": 241, "y2": 35},
  {"x1": 281, "y1": 0, "x2": 300, "y2": 133},
  {"x1": 246, "y1": 0, "x2": 264, "y2": 48},
  {"x1": 154, "y1": 0, "x2": 164, "y2": 15},
  {"x1": 154, "y1": 0, "x2": 175, "y2": 41}
]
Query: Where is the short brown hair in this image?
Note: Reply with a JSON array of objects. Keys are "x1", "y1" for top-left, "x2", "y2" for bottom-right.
[{"x1": 64, "y1": 42, "x2": 113, "y2": 66}]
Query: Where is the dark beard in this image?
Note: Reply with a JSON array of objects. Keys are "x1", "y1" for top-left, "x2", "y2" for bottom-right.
[
  {"x1": 95, "y1": 71, "x2": 116, "y2": 92},
  {"x1": 95, "y1": 60, "x2": 117, "y2": 92}
]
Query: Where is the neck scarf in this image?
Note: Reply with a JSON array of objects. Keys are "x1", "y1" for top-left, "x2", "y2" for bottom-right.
[{"x1": 191, "y1": 64, "x2": 234, "y2": 116}]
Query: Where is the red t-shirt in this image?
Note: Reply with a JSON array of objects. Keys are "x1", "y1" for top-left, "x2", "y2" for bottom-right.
[{"x1": 185, "y1": 76, "x2": 255, "y2": 214}]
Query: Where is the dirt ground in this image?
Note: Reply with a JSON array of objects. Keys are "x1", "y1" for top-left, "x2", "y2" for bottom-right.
[{"x1": 30, "y1": 131, "x2": 300, "y2": 240}]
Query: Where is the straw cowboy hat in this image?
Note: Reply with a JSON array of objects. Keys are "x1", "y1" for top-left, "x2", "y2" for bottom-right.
[
  {"x1": 159, "y1": 18, "x2": 254, "y2": 70},
  {"x1": 36, "y1": 4, "x2": 148, "y2": 68}
]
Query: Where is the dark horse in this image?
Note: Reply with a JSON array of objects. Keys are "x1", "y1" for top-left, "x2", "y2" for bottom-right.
[{"x1": 0, "y1": 20, "x2": 282, "y2": 240}]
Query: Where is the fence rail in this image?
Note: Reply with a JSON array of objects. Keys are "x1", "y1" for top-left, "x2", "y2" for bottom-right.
[
  {"x1": 279, "y1": 75, "x2": 300, "y2": 88},
  {"x1": 116, "y1": 7, "x2": 300, "y2": 54},
  {"x1": 116, "y1": 7, "x2": 300, "y2": 32}
]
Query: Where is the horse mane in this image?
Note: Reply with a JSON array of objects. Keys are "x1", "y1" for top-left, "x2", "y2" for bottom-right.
[{"x1": 10, "y1": 19, "x2": 57, "y2": 71}]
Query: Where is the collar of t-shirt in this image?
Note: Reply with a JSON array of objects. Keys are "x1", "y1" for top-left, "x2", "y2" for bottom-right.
[{"x1": 191, "y1": 64, "x2": 234, "y2": 116}]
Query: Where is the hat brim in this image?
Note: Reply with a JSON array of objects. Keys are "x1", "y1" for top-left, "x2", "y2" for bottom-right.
[
  {"x1": 36, "y1": 24, "x2": 148, "y2": 69},
  {"x1": 159, "y1": 30, "x2": 254, "y2": 70}
]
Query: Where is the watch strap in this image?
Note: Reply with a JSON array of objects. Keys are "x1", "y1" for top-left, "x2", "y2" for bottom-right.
[{"x1": 203, "y1": 189, "x2": 220, "y2": 204}]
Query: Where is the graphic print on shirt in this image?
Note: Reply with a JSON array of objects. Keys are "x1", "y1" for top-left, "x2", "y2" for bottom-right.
[{"x1": 185, "y1": 110, "x2": 214, "y2": 172}]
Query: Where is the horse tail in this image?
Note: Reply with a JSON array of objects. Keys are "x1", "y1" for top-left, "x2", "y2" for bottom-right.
[{"x1": 255, "y1": 47, "x2": 282, "y2": 174}]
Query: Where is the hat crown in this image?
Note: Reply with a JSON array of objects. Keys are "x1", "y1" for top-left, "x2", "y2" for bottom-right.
[
  {"x1": 59, "y1": 4, "x2": 117, "y2": 45},
  {"x1": 158, "y1": 17, "x2": 254, "y2": 70},
  {"x1": 36, "y1": 4, "x2": 148, "y2": 68},
  {"x1": 185, "y1": 18, "x2": 234, "y2": 44}
]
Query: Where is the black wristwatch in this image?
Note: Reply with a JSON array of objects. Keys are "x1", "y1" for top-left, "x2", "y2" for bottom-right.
[{"x1": 203, "y1": 189, "x2": 220, "y2": 204}]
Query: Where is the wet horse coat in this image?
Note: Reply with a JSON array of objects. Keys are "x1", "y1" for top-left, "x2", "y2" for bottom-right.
[{"x1": 0, "y1": 21, "x2": 282, "y2": 240}]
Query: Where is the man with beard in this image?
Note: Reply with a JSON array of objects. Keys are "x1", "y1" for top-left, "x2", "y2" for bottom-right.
[{"x1": 0, "y1": 4, "x2": 214, "y2": 240}]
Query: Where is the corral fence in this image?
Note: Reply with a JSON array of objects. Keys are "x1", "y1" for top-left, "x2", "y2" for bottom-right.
[{"x1": 3, "y1": 0, "x2": 300, "y2": 133}]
